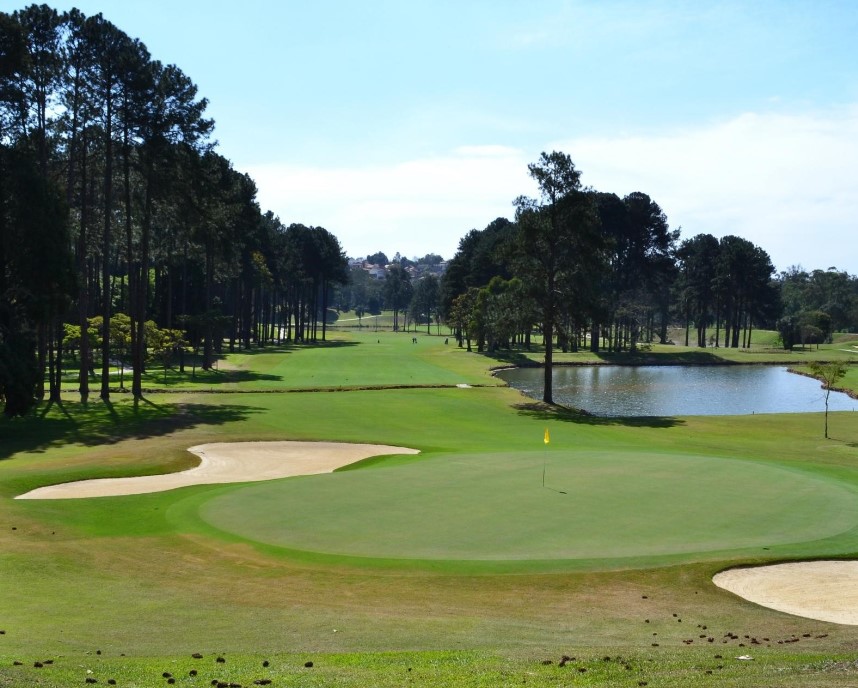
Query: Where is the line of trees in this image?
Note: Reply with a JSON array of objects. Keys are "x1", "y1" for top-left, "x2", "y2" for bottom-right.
[
  {"x1": 4, "y1": 7, "x2": 854, "y2": 417},
  {"x1": 0, "y1": 5, "x2": 347, "y2": 416},
  {"x1": 439, "y1": 151, "x2": 857, "y2": 404},
  {"x1": 775, "y1": 267, "x2": 858, "y2": 350}
]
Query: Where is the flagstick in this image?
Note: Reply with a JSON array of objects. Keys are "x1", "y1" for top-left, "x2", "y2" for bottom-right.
[{"x1": 542, "y1": 427, "x2": 549, "y2": 487}]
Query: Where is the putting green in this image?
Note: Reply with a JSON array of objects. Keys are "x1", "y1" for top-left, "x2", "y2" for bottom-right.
[{"x1": 197, "y1": 451, "x2": 858, "y2": 564}]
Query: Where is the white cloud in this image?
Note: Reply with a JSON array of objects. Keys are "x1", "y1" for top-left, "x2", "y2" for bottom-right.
[
  {"x1": 248, "y1": 106, "x2": 858, "y2": 272},
  {"x1": 555, "y1": 105, "x2": 858, "y2": 272},
  {"x1": 246, "y1": 146, "x2": 534, "y2": 260}
]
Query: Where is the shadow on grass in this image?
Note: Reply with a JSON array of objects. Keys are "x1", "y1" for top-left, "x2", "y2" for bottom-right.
[
  {"x1": 141, "y1": 367, "x2": 284, "y2": 388},
  {"x1": 141, "y1": 341, "x2": 362, "y2": 388},
  {"x1": 512, "y1": 401, "x2": 685, "y2": 429},
  {"x1": 481, "y1": 348, "x2": 735, "y2": 368},
  {"x1": 585, "y1": 350, "x2": 735, "y2": 366},
  {"x1": 0, "y1": 398, "x2": 262, "y2": 459},
  {"x1": 478, "y1": 350, "x2": 541, "y2": 367},
  {"x1": 225, "y1": 340, "x2": 360, "y2": 355}
]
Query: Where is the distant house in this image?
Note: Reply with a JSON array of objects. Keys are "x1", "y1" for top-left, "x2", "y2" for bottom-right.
[{"x1": 348, "y1": 256, "x2": 448, "y2": 281}]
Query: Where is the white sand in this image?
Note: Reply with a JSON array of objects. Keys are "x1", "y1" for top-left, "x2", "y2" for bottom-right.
[
  {"x1": 15, "y1": 441, "x2": 420, "y2": 500},
  {"x1": 713, "y1": 561, "x2": 858, "y2": 625}
]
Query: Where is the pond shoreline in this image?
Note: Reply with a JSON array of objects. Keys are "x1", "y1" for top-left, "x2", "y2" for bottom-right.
[
  {"x1": 495, "y1": 363, "x2": 857, "y2": 416},
  {"x1": 489, "y1": 356, "x2": 857, "y2": 401},
  {"x1": 786, "y1": 366, "x2": 858, "y2": 401}
]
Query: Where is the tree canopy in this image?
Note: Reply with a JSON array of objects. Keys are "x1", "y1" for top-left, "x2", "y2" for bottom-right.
[{"x1": 0, "y1": 4, "x2": 348, "y2": 415}]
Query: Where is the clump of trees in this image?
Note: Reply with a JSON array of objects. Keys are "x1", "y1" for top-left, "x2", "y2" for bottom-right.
[
  {"x1": 438, "y1": 151, "x2": 853, "y2": 404},
  {"x1": 0, "y1": 5, "x2": 347, "y2": 416},
  {"x1": 5, "y1": 4, "x2": 854, "y2": 417},
  {"x1": 676, "y1": 234, "x2": 779, "y2": 349},
  {"x1": 441, "y1": 158, "x2": 695, "y2": 377},
  {"x1": 439, "y1": 152, "x2": 687, "y2": 403},
  {"x1": 776, "y1": 267, "x2": 857, "y2": 349}
]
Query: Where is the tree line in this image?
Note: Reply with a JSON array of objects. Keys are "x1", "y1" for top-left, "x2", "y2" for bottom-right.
[
  {"x1": 3, "y1": 7, "x2": 855, "y2": 416},
  {"x1": 0, "y1": 5, "x2": 347, "y2": 416},
  {"x1": 437, "y1": 151, "x2": 857, "y2": 403}
]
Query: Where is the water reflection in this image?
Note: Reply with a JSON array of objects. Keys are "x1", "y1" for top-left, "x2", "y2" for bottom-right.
[{"x1": 497, "y1": 365, "x2": 857, "y2": 417}]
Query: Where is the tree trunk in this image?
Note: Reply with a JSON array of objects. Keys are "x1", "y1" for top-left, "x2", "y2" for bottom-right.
[
  {"x1": 50, "y1": 317, "x2": 63, "y2": 402},
  {"x1": 202, "y1": 239, "x2": 214, "y2": 369},
  {"x1": 132, "y1": 178, "x2": 152, "y2": 399},
  {"x1": 543, "y1": 319, "x2": 554, "y2": 404},
  {"x1": 321, "y1": 280, "x2": 329, "y2": 341},
  {"x1": 542, "y1": 284, "x2": 555, "y2": 404},
  {"x1": 100, "y1": 88, "x2": 114, "y2": 401},
  {"x1": 124, "y1": 117, "x2": 138, "y2": 397},
  {"x1": 77, "y1": 140, "x2": 90, "y2": 402},
  {"x1": 36, "y1": 321, "x2": 46, "y2": 400}
]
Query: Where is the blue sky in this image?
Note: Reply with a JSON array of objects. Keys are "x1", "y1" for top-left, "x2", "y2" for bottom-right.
[{"x1": 27, "y1": 0, "x2": 858, "y2": 269}]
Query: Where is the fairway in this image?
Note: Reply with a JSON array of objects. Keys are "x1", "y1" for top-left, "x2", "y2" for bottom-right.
[
  {"x1": 3, "y1": 337, "x2": 858, "y2": 686},
  {"x1": 197, "y1": 450, "x2": 858, "y2": 565}
]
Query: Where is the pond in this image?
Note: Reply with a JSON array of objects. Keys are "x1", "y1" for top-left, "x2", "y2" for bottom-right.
[{"x1": 496, "y1": 365, "x2": 858, "y2": 417}]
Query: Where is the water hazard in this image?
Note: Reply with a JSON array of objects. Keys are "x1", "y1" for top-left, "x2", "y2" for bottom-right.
[{"x1": 497, "y1": 365, "x2": 857, "y2": 417}]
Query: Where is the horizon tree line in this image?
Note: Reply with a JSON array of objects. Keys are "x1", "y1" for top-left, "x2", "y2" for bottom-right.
[
  {"x1": 438, "y1": 151, "x2": 856, "y2": 404},
  {"x1": 0, "y1": 4, "x2": 348, "y2": 416},
  {"x1": 2, "y1": 7, "x2": 855, "y2": 416}
]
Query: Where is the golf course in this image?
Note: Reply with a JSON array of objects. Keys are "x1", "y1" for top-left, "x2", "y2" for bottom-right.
[{"x1": 2, "y1": 329, "x2": 858, "y2": 687}]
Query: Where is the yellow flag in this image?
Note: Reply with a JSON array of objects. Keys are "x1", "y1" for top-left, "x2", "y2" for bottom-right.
[{"x1": 544, "y1": 428, "x2": 550, "y2": 444}]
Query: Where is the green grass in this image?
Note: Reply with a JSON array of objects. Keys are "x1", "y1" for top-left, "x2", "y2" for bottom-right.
[
  {"x1": 3, "y1": 335, "x2": 858, "y2": 685},
  {"x1": 56, "y1": 326, "x2": 858, "y2": 394},
  {"x1": 58, "y1": 328, "x2": 497, "y2": 392},
  {"x1": 329, "y1": 308, "x2": 398, "y2": 329},
  {"x1": 2, "y1": 648, "x2": 857, "y2": 687},
  {"x1": 215, "y1": 329, "x2": 490, "y2": 389},
  {"x1": 197, "y1": 450, "x2": 858, "y2": 568},
  {"x1": 484, "y1": 329, "x2": 858, "y2": 369}
]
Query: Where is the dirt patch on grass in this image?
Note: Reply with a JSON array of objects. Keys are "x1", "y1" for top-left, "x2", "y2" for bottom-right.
[
  {"x1": 713, "y1": 561, "x2": 858, "y2": 625},
  {"x1": 15, "y1": 441, "x2": 419, "y2": 500}
]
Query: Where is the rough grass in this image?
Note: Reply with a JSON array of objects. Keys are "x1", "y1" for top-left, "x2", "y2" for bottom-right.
[
  {"x1": 3, "y1": 332, "x2": 858, "y2": 685},
  {"x1": 3, "y1": 648, "x2": 858, "y2": 687}
]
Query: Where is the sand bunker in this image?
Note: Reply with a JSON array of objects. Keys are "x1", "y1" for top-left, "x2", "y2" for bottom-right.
[
  {"x1": 713, "y1": 561, "x2": 858, "y2": 625},
  {"x1": 16, "y1": 441, "x2": 420, "y2": 500}
]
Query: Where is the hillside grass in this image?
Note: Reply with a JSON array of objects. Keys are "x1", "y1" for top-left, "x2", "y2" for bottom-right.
[
  {"x1": 58, "y1": 327, "x2": 497, "y2": 392},
  {"x1": 3, "y1": 330, "x2": 858, "y2": 685},
  {"x1": 56, "y1": 325, "x2": 858, "y2": 394}
]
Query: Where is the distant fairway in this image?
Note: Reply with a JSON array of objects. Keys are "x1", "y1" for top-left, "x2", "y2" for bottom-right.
[{"x1": 197, "y1": 450, "x2": 858, "y2": 567}]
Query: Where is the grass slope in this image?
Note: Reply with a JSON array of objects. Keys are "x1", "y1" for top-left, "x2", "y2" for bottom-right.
[{"x1": 2, "y1": 331, "x2": 858, "y2": 685}]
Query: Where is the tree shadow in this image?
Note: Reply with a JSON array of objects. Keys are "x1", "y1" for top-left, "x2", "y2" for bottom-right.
[
  {"x1": 0, "y1": 398, "x2": 262, "y2": 459},
  {"x1": 39, "y1": 398, "x2": 74, "y2": 420},
  {"x1": 312, "y1": 340, "x2": 360, "y2": 348},
  {"x1": 482, "y1": 348, "x2": 736, "y2": 368},
  {"x1": 144, "y1": 341, "x2": 362, "y2": 388},
  {"x1": 143, "y1": 367, "x2": 284, "y2": 388},
  {"x1": 224, "y1": 340, "x2": 360, "y2": 356},
  {"x1": 479, "y1": 350, "x2": 541, "y2": 367},
  {"x1": 511, "y1": 401, "x2": 685, "y2": 428},
  {"x1": 587, "y1": 350, "x2": 736, "y2": 366}
]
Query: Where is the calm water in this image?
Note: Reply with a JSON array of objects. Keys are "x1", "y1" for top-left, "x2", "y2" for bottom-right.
[{"x1": 497, "y1": 365, "x2": 857, "y2": 417}]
